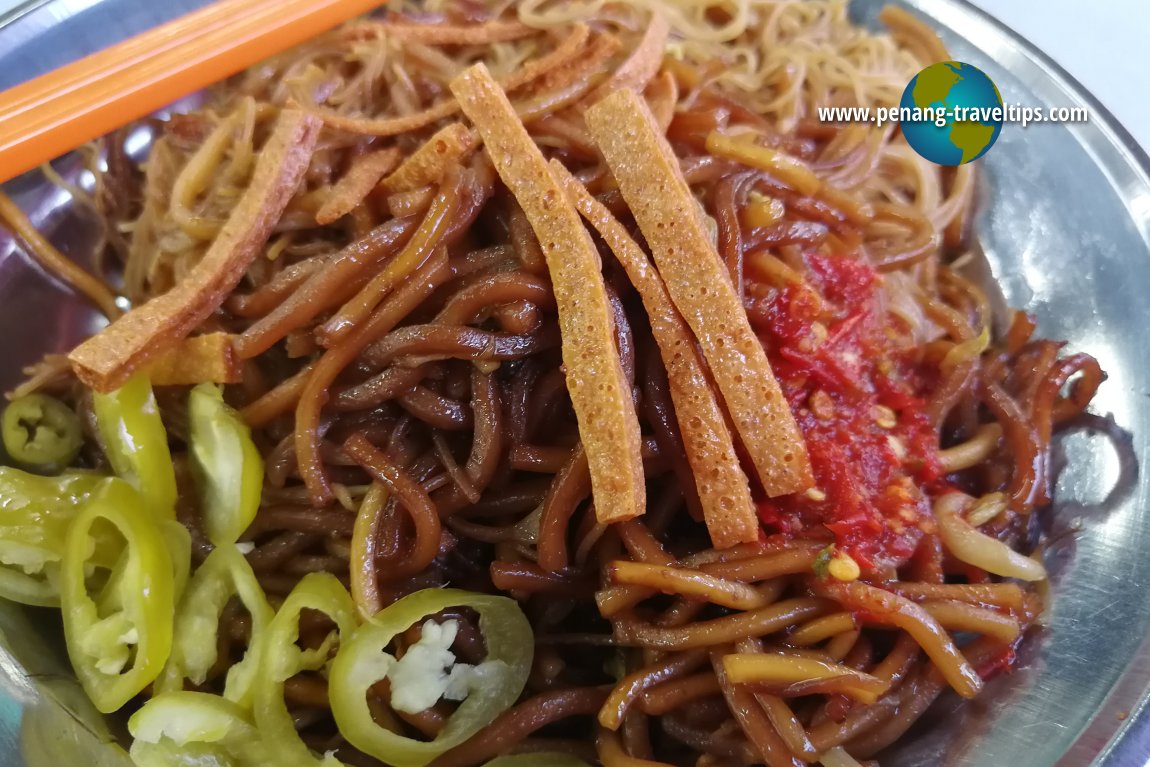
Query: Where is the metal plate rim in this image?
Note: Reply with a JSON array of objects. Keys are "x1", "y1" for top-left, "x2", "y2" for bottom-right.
[{"x1": 3, "y1": 0, "x2": 1150, "y2": 765}]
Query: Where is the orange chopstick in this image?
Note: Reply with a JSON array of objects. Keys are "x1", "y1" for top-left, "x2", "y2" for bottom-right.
[{"x1": 0, "y1": 0, "x2": 382, "y2": 183}]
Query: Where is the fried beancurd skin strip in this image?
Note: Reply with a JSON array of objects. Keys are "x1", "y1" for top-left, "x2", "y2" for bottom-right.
[
  {"x1": 553, "y1": 160, "x2": 757, "y2": 547},
  {"x1": 585, "y1": 91, "x2": 812, "y2": 496},
  {"x1": 69, "y1": 111, "x2": 321, "y2": 391},
  {"x1": 380, "y1": 123, "x2": 478, "y2": 195},
  {"x1": 302, "y1": 99, "x2": 460, "y2": 141},
  {"x1": 0, "y1": 192, "x2": 122, "y2": 321},
  {"x1": 501, "y1": 23, "x2": 591, "y2": 91},
  {"x1": 451, "y1": 64, "x2": 645, "y2": 525},
  {"x1": 811, "y1": 579, "x2": 982, "y2": 699},
  {"x1": 514, "y1": 33, "x2": 622, "y2": 123},
  {"x1": 143, "y1": 333, "x2": 240, "y2": 386},
  {"x1": 300, "y1": 24, "x2": 590, "y2": 138},
  {"x1": 315, "y1": 146, "x2": 402, "y2": 225},
  {"x1": 583, "y1": 12, "x2": 671, "y2": 105},
  {"x1": 371, "y1": 19, "x2": 536, "y2": 45},
  {"x1": 644, "y1": 71, "x2": 679, "y2": 133}
]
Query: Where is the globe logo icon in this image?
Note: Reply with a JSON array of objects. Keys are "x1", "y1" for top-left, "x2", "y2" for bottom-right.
[{"x1": 900, "y1": 61, "x2": 1004, "y2": 166}]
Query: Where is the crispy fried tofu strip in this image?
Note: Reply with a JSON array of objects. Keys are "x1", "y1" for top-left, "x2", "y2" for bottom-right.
[
  {"x1": 315, "y1": 146, "x2": 401, "y2": 225},
  {"x1": 583, "y1": 12, "x2": 670, "y2": 105},
  {"x1": 301, "y1": 24, "x2": 591, "y2": 137},
  {"x1": 505, "y1": 24, "x2": 591, "y2": 91},
  {"x1": 514, "y1": 33, "x2": 622, "y2": 123},
  {"x1": 585, "y1": 90, "x2": 812, "y2": 496},
  {"x1": 533, "y1": 32, "x2": 619, "y2": 94},
  {"x1": 451, "y1": 63, "x2": 645, "y2": 524},
  {"x1": 362, "y1": 20, "x2": 536, "y2": 45},
  {"x1": 69, "y1": 110, "x2": 321, "y2": 392},
  {"x1": 144, "y1": 333, "x2": 241, "y2": 386},
  {"x1": 644, "y1": 70, "x2": 679, "y2": 133},
  {"x1": 551, "y1": 160, "x2": 757, "y2": 547},
  {"x1": 299, "y1": 99, "x2": 459, "y2": 142},
  {"x1": 379, "y1": 123, "x2": 477, "y2": 195}
]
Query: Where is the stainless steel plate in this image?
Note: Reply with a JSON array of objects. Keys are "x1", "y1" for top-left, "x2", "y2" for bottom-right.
[{"x1": 2, "y1": 0, "x2": 1150, "y2": 765}]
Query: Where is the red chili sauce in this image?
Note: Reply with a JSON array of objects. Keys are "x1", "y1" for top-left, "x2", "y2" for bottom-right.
[{"x1": 747, "y1": 252, "x2": 943, "y2": 573}]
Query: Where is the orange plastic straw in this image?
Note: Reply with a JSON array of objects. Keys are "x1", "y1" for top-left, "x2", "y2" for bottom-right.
[{"x1": 0, "y1": 0, "x2": 382, "y2": 183}]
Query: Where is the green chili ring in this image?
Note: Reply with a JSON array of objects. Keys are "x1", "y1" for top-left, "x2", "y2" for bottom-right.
[
  {"x1": 329, "y1": 588, "x2": 533, "y2": 767},
  {"x1": 2, "y1": 393, "x2": 84, "y2": 468},
  {"x1": 155, "y1": 543, "x2": 273, "y2": 708},
  {"x1": 61, "y1": 477, "x2": 175, "y2": 713},
  {"x1": 92, "y1": 375, "x2": 177, "y2": 518},
  {"x1": 253, "y1": 572, "x2": 357, "y2": 767},
  {"x1": 129, "y1": 691, "x2": 270, "y2": 767},
  {"x1": 188, "y1": 383, "x2": 263, "y2": 546}
]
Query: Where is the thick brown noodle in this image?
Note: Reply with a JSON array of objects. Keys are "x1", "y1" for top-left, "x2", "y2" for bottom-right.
[{"x1": 3, "y1": 1, "x2": 1105, "y2": 766}]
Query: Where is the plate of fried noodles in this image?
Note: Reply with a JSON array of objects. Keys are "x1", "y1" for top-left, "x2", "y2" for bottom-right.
[{"x1": 0, "y1": 0, "x2": 1148, "y2": 765}]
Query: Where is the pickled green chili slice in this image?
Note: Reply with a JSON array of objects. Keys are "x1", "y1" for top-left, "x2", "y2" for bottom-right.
[
  {"x1": 159, "y1": 519, "x2": 192, "y2": 603},
  {"x1": 156, "y1": 543, "x2": 273, "y2": 708},
  {"x1": 129, "y1": 691, "x2": 271, "y2": 767},
  {"x1": 61, "y1": 477, "x2": 175, "y2": 713},
  {"x1": 188, "y1": 384, "x2": 263, "y2": 546},
  {"x1": 91, "y1": 518, "x2": 190, "y2": 620},
  {"x1": 329, "y1": 588, "x2": 533, "y2": 767},
  {"x1": 0, "y1": 566, "x2": 60, "y2": 607},
  {"x1": 1, "y1": 393, "x2": 84, "y2": 468},
  {"x1": 92, "y1": 374, "x2": 177, "y2": 518},
  {"x1": 254, "y1": 572, "x2": 356, "y2": 767},
  {"x1": 0, "y1": 466, "x2": 105, "y2": 606}
]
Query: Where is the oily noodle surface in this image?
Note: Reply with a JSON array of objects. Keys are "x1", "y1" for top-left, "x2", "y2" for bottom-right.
[{"x1": 6, "y1": 1, "x2": 1104, "y2": 766}]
